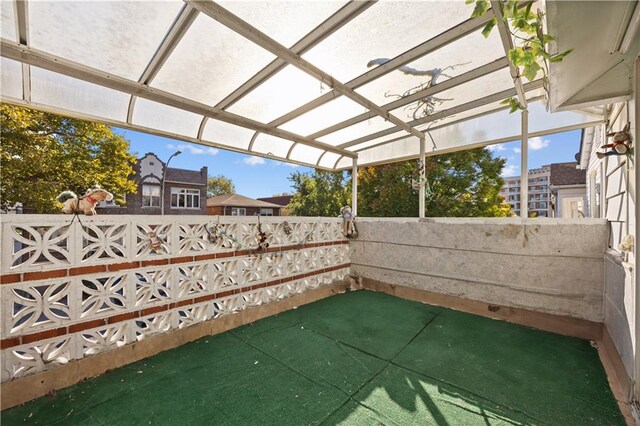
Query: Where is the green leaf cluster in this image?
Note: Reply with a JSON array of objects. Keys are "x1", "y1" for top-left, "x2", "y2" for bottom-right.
[
  {"x1": 287, "y1": 170, "x2": 351, "y2": 216},
  {"x1": 358, "y1": 148, "x2": 513, "y2": 218},
  {"x1": 207, "y1": 175, "x2": 235, "y2": 197},
  {"x1": 1, "y1": 104, "x2": 137, "y2": 213},
  {"x1": 469, "y1": 0, "x2": 572, "y2": 112}
]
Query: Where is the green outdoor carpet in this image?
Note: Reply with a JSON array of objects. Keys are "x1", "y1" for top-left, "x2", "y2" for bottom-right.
[{"x1": 2, "y1": 290, "x2": 625, "y2": 425}]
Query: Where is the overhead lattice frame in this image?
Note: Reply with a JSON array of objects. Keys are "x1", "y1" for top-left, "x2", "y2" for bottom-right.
[{"x1": 0, "y1": 0, "x2": 600, "y2": 170}]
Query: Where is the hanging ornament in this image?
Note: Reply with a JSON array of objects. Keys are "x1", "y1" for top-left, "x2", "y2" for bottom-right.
[
  {"x1": 205, "y1": 224, "x2": 220, "y2": 244},
  {"x1": 339, "y1": 205, "x2": 358, "y2": 239}
]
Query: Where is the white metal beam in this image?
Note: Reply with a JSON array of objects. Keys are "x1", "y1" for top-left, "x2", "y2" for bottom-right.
[
  {"x1": 520, "y1": 109, "x2": 529, "y2": 218},
  {"x1": 490, "y1": 0, "x2": 528, "y2": 108},
  {"x1": 187, "y1": 0, "x2": 424, "y2": 140},
  {"x1": 353, "y1": 95, "x2": 546, "y2": 153},
  {"x1": 14, "y1": 0, "x2": 30, "y2": 103},
  {"x1": 266, "y1": 11, "x2": 495, "y2": 129},
  {"x1": 0, "y1": 39, "x2": 356, "y2": 158},
  {"x1": 339, "y1": 79, "x2": 544, "y2": 148},
  {"x1": 127, "y1": 4, "x2": 199, "y2": 123},
  {"x1": 1, "y1": 95, "x2": 340, "y2": 172},
  {"x1": 352, "y1": 158, "x2": 358, "y2": 216},
  {"x1": 419, "y1": 137, "x2": 425, "y2": 218},
  {"x1": 308, "y1": 58, "x2": 509, "y2": 140}
]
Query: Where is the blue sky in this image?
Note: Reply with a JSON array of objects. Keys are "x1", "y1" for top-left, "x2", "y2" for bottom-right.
[
  {"x1": 486, "y1": 129, "x2": 582, "y2": 178},
  {"x1": 116, "y1": 129, "x2": 311, "y2": 199},
  {"x1": 116, "y1": 127, "x2": 582, "y2": 197}
]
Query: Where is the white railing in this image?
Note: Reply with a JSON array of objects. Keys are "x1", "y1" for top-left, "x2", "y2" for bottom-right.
[{"x1": 0, "y1": 215, "x2": 350, "y2": 382}]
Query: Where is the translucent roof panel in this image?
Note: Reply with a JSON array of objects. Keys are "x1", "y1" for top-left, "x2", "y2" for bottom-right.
[
  {"x1": 289, "y1": 144, "x2": 324, "y2": 165},
  {"x1": 251, "y1": 134, "x2": 294, "y2": 158},
  {"x1": 219, "y1": 1, "x2": 347, "y2": 48},
  {"x1": 278, "y1": 96, "x2": 365, "y2": 136},
  {"x1": 151, "y1": 14, "x2": 276, "y2": 106},
  {"x1": 302, "y1": 1, "x2": 473, "y2": 82},
  {"x1": 1, "y1": 58, "x2": 23, "y2": 100},
  {"x1": 354, "y1": 101, "x2": 599, "y2": 168},
  {"x1": 28, "y1": 1, "x2": 182, "y2": 81},
  {"x1": 356, "y1": 28, "x2": 505, "y2": 106},
  {"x1": 1, "y1": 0, "x2": 16, "y2": 41},
  {"x1": 201, "y1": 119, "x2": 255, "y2": 151},
  {"x1": 31, "y1": 67, "x2": 131, "y2": 122},
  {"x1": 227, "y1": 65, "x2": 325, "y2": 123},
  {"x1": 318, "y1": 152, "x2": 343, "y2": 169},
  {"x1": 132, "y1": 98, "x2": 202, "y2": 138},
  {"x1": 319, "y1": 116, "x2": 398, "y2": 146},
  {"x1": 388, "y1": 68, "x2": 514, "y2": 121}
]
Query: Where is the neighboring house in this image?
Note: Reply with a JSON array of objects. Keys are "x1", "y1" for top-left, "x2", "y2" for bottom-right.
[
  {"x1": 549, "y1": 162, "x2": 586, "y2": 218},
  {"x1": 97, "y1": 152, "x2": 207, "y2": 215},
  {"x1": 207, "y1": 194, "x2": 282, "y2": 216},
  {"x1": 257, "y1": 195, "x2": 293, "y2": 216},
  {"x1": 500, "y1": 166, "x2": 551, "y2": 217}
]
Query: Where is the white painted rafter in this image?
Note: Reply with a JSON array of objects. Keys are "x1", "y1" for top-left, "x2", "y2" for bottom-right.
[
  {"x1": 127, "y1": 4, "x2": 199, "y2": 123},
  {"x1": 308, "y1": 58, "x2": 509, "y2": 140},
  {"x1": 0, "y1": 39, "x2": 356, "y2": 158},
  {"x1": 186, "y1": 0, "x2": 424, "y2": 140},
  {"x1": 14, "y1": 0, "x2": 30, "y2": 103},
  {"x1": 266, "y1": 11, "x2": 496, "y2": 129},
  {"x1": 490, "y1": 0, "x2": 528, "y2": 108},
  {"x1": 338, "y1": 79, "x2": 544, "y2": 149}
]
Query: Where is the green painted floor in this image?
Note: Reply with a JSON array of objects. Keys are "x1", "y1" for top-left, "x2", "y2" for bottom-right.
[{"x1": 2, "y1": 291, "x2": 624, "y2": 425}]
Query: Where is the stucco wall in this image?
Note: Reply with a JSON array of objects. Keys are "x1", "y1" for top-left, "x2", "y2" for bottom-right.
[{"x1": 350, "y1": 218, "x2": 608, "y2": 322}]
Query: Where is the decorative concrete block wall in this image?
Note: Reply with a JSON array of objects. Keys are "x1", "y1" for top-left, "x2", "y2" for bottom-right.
[
  {"x1": 0, "y1": 215, "x2": 350, "y2": 383},
  {"x1": 350, "y1": 218, "x2": 609, "y2": 322}
]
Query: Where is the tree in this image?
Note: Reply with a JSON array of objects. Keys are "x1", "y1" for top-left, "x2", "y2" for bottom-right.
[
  {"x1": 0, "y1": 105, "x2": 137, "y2": 213},
  {"x1": 288, "y1": 170, "x2": 350, "y2": 216},
  {"x1": 207, "y1": 175, "x2": 235, "y2": 197},
  {"x1": 358, "y1": 148, "x2": 513, "y2": 217}
]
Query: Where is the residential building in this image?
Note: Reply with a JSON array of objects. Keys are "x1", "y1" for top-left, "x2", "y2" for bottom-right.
[
  {"x1": 500, "y1": 165, "x2": 551, "y2": 217},
  {"x1": 549, "y1": 162, "x2": 587, "y2": 218},
  {"x1": 207, "y1": 194, "x2": 282, "y2": 216},
  {"x1": 97, "y1": 152, "x2": 207, "y2": 215},
  {"x1": 257, "y1": 195, "x2": 293, "y2": 215}
]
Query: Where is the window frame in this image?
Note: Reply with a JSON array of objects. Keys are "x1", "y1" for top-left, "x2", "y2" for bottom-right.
[
  {"x1": 142, "y1": 185, "x2": 161, "y2": 208},
  {"x1": 170, "y1": 187, "x2": 201, "y2": 209},
  {"x1": 231, "y1": 207, "x2": 246, "y2": 216}
]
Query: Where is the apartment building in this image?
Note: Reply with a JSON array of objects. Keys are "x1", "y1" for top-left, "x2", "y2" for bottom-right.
[{"x1": 500, "y1": 165, "x2": 551, "y2": 217}]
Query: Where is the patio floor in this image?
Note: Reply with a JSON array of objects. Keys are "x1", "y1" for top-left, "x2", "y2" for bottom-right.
[{"x1": 2, "y1": 290, "x2": 624, "y2": 425}]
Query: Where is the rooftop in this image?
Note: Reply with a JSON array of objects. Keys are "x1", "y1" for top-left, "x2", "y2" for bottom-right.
[
  {"x1": 1, "y1": 291, "x2": 623, "y2": 425},
  {"x1": 206, "y1": 193, "x2": 282, "y2": 208}
]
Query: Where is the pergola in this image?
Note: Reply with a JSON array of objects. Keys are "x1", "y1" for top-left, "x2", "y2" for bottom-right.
[{"x1": 0, "y1": 0, "x2": 601, "y2": 217}]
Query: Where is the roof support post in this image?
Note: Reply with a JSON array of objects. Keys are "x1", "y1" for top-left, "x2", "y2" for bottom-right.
[
  {"x1": 351, "y1": 158, "x2": 358, "y2": 216},
  {"x1": 419, "y1": 136, "x2": 426, "y2": 219},
  {"x1": 520, "y1": 109, "x2": 529, "y2": 219}
]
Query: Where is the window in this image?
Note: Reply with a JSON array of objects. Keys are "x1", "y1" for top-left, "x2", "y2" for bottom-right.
[
  {"x1": 142, "y1": 185, "x2": 160, "y2": 207},
  {"x1": 260, "y1": 208, "x2": 273, "y2": 216},
  {"x1": 231, "y1": 207, "x2": 246, "y2": 216},
  {"x1": 171, "y1": 188, "x2": 200, "y2": 209}
]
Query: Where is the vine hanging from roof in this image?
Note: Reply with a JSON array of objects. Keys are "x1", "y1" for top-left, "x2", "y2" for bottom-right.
[{"x1": 467, "y1": 0, "x2": 573, "y2": 112}]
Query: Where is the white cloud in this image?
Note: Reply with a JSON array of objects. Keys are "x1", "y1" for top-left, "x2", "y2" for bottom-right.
[
  {"x1": 167, "y1": 143, "x2": 219, "y2": 156},
  {"x1": 273, "y1": 160, "x2": 299, "y2": 168},
  {"x1": 487, "y1": 143, "x2": 507, "y2": 152},
  {"x1": 501, "y1": 164, "x2": 518, "y2": 177},
  {"x1": 528, "y1": 137, "x2": 550, "y2": 151},
  {"x1": 513, "y1": 147, "x2": 521, "y2": 153},
  {"x1": 243, "y1": 156, "x2": 266, "y2": 166}
]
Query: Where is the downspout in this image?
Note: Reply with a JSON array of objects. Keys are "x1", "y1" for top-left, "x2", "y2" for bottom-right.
[
  {"x1": 521, "y1": 109, "x2": 529, "y2": 219},
  {"x1": 633, "y1": 58, "x2": 640, "y2": 405}
]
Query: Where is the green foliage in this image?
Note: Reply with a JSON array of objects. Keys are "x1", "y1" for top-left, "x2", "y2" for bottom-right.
[
  {"x1": 500, "y1": 97, "x2": 524, "y2": 113},
  {"x1": 358, "y1": 148, "x2": 513, "y2": 218},
  {"x1": 207, "y1": 174, "x2": 235, "y2": 197},
  {"x1": 0, "y1": 104, "x2": 137, "y2": 213},
  {"x1": 288, "y1": 170, "x2": 350, "y2": 216},
  {"x1": 469, "y1": 0, "x2": 572, "y2": 112}
]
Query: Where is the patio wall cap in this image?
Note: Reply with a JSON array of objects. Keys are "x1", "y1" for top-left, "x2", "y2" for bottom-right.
[{"x1": 355, "y1": 217, "x2": 608, "y2": 226}]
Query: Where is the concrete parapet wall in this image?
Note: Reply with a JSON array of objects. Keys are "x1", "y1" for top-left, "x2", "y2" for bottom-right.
[{"x1": 350, "y1": 218, "x2": 609, "y2": 322}]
